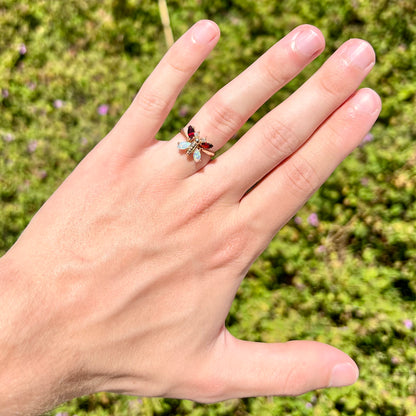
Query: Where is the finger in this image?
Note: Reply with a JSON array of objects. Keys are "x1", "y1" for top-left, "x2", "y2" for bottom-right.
[
  {"x1": 172, "y1": 25, "x2": 325, "y2": 171},
  {"x1": 109, "y1": 20, "x2": 220, "y2": 158},
  {"x1": 199, "y1": 333, "x2": 358, "y2": 401},
  {"x1": 215, "y1": 39, "x2": 375, "y2": 198},
  {"x1": 240, "y1": 88, "x2": 381, "y2": 238}
]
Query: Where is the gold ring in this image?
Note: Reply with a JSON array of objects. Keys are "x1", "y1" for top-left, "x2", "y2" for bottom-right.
[{"x1": 177, "y1": 125, "x2": 215, "y2": 162}]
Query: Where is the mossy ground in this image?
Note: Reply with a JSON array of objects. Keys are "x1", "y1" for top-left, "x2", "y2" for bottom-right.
[{"x1": 1, "y1": 1, "x2": 415, "y2": 415}]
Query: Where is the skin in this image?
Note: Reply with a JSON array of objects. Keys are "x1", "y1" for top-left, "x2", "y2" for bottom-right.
[{"x1": 0, "y1": 21, "x2": 381, "y2": 416}]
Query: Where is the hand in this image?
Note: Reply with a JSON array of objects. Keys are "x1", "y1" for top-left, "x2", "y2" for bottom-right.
[{"x1": 0, "y1": 20, "x2": 381, "y2": 415}]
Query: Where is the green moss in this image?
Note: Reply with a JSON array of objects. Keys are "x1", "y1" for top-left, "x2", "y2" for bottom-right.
[{"x1": 1, "y1": 0, "x2": 415, "y2": 415}]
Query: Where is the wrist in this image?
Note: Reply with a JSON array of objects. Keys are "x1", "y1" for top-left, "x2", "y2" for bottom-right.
[{"x1": 0, "y1": 252, "x2": 86, "y2": 415}]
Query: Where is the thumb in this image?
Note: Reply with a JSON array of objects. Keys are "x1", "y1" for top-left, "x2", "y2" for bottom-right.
[{"x1": 202, "y1": 331, "x2": 359, "y2": 401}]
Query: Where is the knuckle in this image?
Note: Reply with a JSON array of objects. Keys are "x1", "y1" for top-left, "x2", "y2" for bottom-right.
[
  {"x1": 280, "y1": 366, "x2": 296, "y2": 395},
  {"x1": 262, "y1": 53, "x2": 292, "y2": 86},
  {"x1": 283, "y1": 154, "x2": 321, "y2": 197},
  {"x1": 134, "y1": 87, "x2": 171, "y2": 117},
  {"x1": 166, "y1": 56, "x2": 192, "y2": 75},
  {"x1": 325, "y1": 118, "x2": 349, "y2": 148},
  {"x1": 261, "y1": 118, "x2": 300, "y2": 160},
  {"x1": 280, "y1": 365, "x2": 307, "y2": 396},
  {"x1": 164, "y1": 41, "x2": 197, "y2": 74},
  {"x1": 208, "y1": 213, "x2": 249, "y2": 270},
  {"x1": 317, "y1": 65, "x2": 352, "y2": 99},
  {"x1": 214, "y1": 230, "x2": 247, "y2": 269},
  {"x1": 204, "y1": 97, "x2": 245, "y2": 138},
  {"x1": 186, "y1": 186, "x2": 224, "y2": 216}
]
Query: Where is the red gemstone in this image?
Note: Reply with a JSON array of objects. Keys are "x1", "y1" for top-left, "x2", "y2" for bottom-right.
[
  {"x1": 200, "y1": 142, "x2": 213, "y2": 149},
  {"x1": 187, "y1": 125, "x2": 195, "y2": 138}
]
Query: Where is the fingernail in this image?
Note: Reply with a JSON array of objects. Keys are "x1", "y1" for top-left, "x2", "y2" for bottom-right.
[
  {"x1": 292, "y1": 29, "x2": 323, "y2": 57},
  {"x1": 191, "y1": 20, "x2": 218, "y2": 45},
  {"x1": 341, "y1": 40, "x2": 375, "y2": 71},
  {"x1": 329, "y1": 362, "x2": 359, "y2": 388},
  {"x1": 350, "y1": 89, "x2": 381, "y2": 115}
]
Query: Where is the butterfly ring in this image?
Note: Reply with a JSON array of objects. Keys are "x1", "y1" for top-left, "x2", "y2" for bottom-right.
[{"x1": 177, "y1": 125, "x2": 215, "y2": 162}]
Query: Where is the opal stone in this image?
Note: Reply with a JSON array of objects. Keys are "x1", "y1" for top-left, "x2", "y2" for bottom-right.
[
  {"x1": 193, "y1": 149, "x2": 201, "y2": 162},
  {"x1": 178, "y1": 141, "x2": 191, "y2": 149}
]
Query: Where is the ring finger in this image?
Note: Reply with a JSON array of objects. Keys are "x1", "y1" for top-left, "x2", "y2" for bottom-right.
[{"x1": 172, "y1": 24, "x2": 325, "y2": 172}]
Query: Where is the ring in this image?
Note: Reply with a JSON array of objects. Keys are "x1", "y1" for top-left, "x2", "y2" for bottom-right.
[{"x1": 177, "y1": 125, "x2": 215, "y2": 162}]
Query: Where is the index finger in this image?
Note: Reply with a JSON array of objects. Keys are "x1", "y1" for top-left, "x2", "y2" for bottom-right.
[{"x1": 109, "y1": 20, "x2": 220, "y2": 158}]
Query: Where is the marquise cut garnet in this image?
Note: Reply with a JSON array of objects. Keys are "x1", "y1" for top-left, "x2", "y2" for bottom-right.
[
  {"x1": 200, "y1": 142, "x2": 213, "y2": 149},
  {"x1": 187, "y1": 125, "x2": 195, "y2": 138}
]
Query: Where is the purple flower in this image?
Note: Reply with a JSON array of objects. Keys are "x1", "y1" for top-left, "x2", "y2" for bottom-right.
[
  {"x1": 3, "y1": 133, "x2": 14, "y2": 142},
  {"x1": 305, "y1": 402, "x2": 313, "y2": 409},
  {"x1": 294, "y1": 216, "x2": 303, "y2": 225},
  {"x1": 2, "y1": 88, "x2": 9, "y2": 98},
  {"x1": 179, "y1": 105, "x2": 189, "y2": 117},
  {"x1": 53, "y1": 99, "x2": 64, "y2": 109},
  {"x1": 361, "y1": 132, "x2": 374, "y2": 145},
  {"x1": 36, "y1": 170, "x2": 47, "y2": 179},
  {"x1": 360, "y1": 177, "x2": 369, "y2": 186},
  {"x1": 404, "y1": 319, "x2": 413, "y2": 330},
  {"x1": 317, "y1": 245, "x2": 326, "y2": 253},
  {"x1": 128, "y1": 397, "x2": 143, "y2": 410},
  {"x1": 19, "y1": 43, "x2": 27, "y2": 55},
  {"x1": 307, "y1": 213, "x2": 319, "y2": 227},
  {"x1": 97, "y1": 104, "x2": 109, "y2": 116},
  {"x1": 391, "y1": 356, "x2": 400, "y2": 365},
  {"x1": 27, "y1": 140, "x2": 38, "y2": 153}
]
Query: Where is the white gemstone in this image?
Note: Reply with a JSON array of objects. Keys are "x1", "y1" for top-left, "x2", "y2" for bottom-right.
[
  {"x1": 193, "y1": 149, "x2": 201, "y2": 162},
  {"x1": 178, "y1": 141, "x2": 191, "y2": 149}
]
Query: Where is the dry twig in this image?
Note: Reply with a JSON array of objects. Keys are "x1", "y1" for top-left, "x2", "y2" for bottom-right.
[{"x1": 158, "y1": 0, "x2": 174, "y2": 48}]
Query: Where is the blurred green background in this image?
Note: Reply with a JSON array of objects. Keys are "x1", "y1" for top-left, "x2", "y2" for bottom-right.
[{"x1": 1, "y1": 0, "x2": 415, "y2": 415}]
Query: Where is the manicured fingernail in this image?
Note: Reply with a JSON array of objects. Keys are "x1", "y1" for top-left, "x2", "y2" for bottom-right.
[
  {"x1": 341, "y1": 40, "x2": 375, "y2": 71},
  {"x1": 191, "y1": 20, "x2": 218, "y2": 44},
  {"x1": 350, "y1": 89, "x2": 381, "y2": 115},
  {"x1": 329, "y1": 362, "x2": 359, "y2": 388},
  {"x1": 292, "y1": 29, "x2": 323, "y2": 57}
]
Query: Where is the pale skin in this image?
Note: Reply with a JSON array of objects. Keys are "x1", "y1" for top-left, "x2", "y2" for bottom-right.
[{"x1": 0, "y1": 21, "x2": 381, "y2": 415}]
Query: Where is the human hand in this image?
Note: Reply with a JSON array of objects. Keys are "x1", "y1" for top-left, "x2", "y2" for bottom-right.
[{"x1": 0, "y1": 20, "x2": 381, "y2": 415}]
